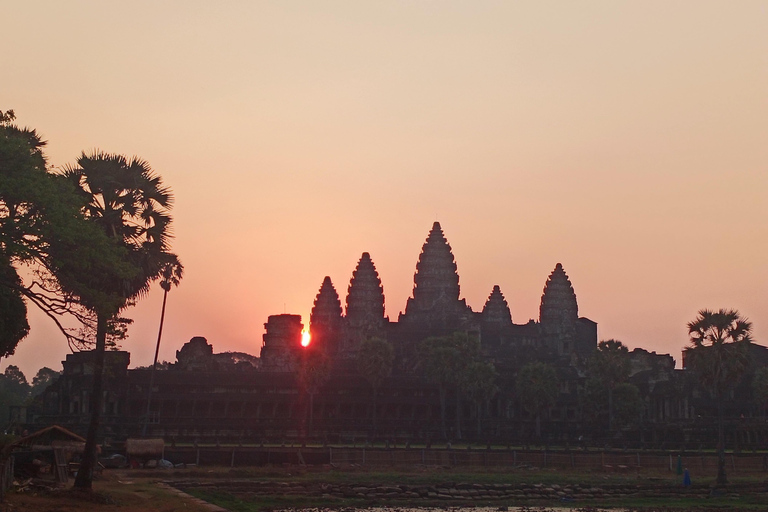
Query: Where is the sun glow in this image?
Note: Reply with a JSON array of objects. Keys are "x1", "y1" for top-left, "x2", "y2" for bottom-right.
[{"x1": 301, "y1": 330, "x2": 311, "y2": 347}]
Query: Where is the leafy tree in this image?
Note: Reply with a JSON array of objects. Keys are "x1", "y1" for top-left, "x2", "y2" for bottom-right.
[
  {"x1": 0, "y1": 109, "x2": 49, "y2": 355},
  {"x1": 30, "y1": 367, "x2": 61, "y2": 397},
  {"x1": 461, "y1": 360, "x2": 498, "y2": 438},
  {"x1": 356, "y1": 337, "x2": 394, "y2": 437},
  {"x1": 684, "y1": 309, "x2": 752, "y2": 486},
  {"x1": 586, "y1": 339, "x2": 630, "y2": 431},
  {"x1": 298, "y1": 347, "x2": 331, "y2": 436},
  {"x1": 419, "y1": 331, "x2": 480, "y2": 440},
  {"x1": 0, "y1": 365, "x2": 30, "y2": 426},
  {"x1": 54, "y1": 151, "x2": 179, "y2": 489},
  {"x1": 752, "y1": 367, "x2": 768, "y2": 419},
  {"x1": 1, "y1": 110, "x2": 120, "y2": 352},
  {"x1": 516, "y1": 361, "x2": 558, "y2": 440},
  {"x1": 613, "y1": 382, "x2": 643, "y2": 430}
]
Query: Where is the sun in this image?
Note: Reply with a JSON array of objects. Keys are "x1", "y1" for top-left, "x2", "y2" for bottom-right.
[{"x1": 301, "y1": 329, "x2": 311, "y2": 347}]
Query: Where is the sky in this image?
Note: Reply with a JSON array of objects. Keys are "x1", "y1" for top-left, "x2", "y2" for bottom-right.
[{"x1": 2, "y1": 1, "x2": 767, "y2": 379}]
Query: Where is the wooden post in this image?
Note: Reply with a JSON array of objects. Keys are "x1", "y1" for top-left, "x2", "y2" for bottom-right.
[{"x1": 231, "y1": 449, "x2": 235, "y2": 467}]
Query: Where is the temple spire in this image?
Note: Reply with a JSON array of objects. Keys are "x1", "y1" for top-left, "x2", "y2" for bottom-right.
[
  {"x1": 482, "y1": 285, "x2": 513, "y2": 327},
  {"x1": 343, "y1": 252, "x2": 386, "y2": 352},
  {"x1": 310, "y1": 276, "x2": 343, "y2": 353},
  {"x1": 400, "y1": 222, "x2": 467, "y2": 330},
  {"x1": 539, "y1": 263, "x2": 579, "y2": 355}
]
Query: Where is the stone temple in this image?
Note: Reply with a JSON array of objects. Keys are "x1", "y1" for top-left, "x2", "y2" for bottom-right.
[
  {"x1": 27, "y1": 222, "x2": 768, "y2": 447},
  {"x1": 259, "y1": 221, "x2": 596, "y2": 373}
]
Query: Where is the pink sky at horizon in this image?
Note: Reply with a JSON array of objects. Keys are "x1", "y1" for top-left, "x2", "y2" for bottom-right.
[{"x1": 2, "y1": 1, "x2": 767, "y2": 379}]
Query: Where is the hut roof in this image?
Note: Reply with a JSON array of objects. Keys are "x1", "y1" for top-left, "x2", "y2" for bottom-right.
[
  {"x1": 125, "y1": 438, "x2": 164, "y2": 457},
  {"x1": 12, "y1": 425, "x2": 85, "y2": 448}
]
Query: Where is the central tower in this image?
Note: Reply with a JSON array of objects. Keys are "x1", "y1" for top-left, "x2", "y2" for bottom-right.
[{"x1": 399, "y1": 222, "x2": 469, "y2": 332}]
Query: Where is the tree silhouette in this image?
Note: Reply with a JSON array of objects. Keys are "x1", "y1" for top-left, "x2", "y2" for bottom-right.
[
  {"x1": 298, "y1": 347, "x2": 331, "y2": 437},
  {"x1": 516, "y1": 361, "x2": 558, "y2": 440},
  {"x1": 587, "y1": 339, "x2": 630, "y2": 431},
  {"x1": 462, "y1": 360, "x2": 498, "y2": 439},
  {"x1": 752, "y1": 367, "x2": 768, "y2": 420},
  {"x1": 356, "y1": 337, "x2": 394, "y2": 438},
  {"x1": 420, "y1": 331, "x2": 479, "y2": 440},
  {"x1": 142, "y1": 258, "x2": 183, "y2": 437},
  {"x1": 58, "y1": 151, "x2": 179, "y2": 489},
  {"x1": 684, "y1": 308, "x2": 752, "y2": 486},
  {"x1": 613, "y1": 382, "x2": 643, "y2": 430}
]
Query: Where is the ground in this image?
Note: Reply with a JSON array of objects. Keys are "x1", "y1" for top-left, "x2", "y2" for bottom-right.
[
  {"x1": 2, "y1": 470, "x2": 216, "y2": 512},
  {"x1": 3, "y1": 465, "x2": 768, "y2": 511}
]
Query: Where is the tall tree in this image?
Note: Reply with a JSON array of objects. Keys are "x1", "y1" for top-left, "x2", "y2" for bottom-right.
[
  {"x1": 752, "y1": 367, "x2": 768, "y2": 420},
  {"x1": 356, "y1": 337, "x2": 394, "y2": 438},
  {"x1": 462, "y1": 360, "x2": 498, "y2": 439},
  {"x1": 56, "y1": 151, "x2": 179, "y2": 489},
  {"x1": 419, "y1": 331, "x2": 480, "y2": 440},
  {"x1": 1, "y1": 110, "x2": 119, "y2": 352},
  {"x1": 612, "y1": 382, "x2": 643, "y2": 430},
  {"x1": 142, "y1": 258, "x2": 183, "y2": 437},
  {"x1": 684, "y1": 308, "x2": 752, "y2": 486},
  {"x1": 586, "y1": 339, "x2": 630, "y2": 431},
  {"x1": 30, "y1": 367, "x2": 61, "y2": 397},
  {"x1": 298, "y1": 346, "x2": 331, "y2": 437},
  {"x1": 516, "y1": 361, "x2": 558, "y2": 440}
]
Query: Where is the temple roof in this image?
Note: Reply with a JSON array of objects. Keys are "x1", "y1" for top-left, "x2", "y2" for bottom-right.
[
  {"x1": 482, "y1": 285, "x2": 513, "y2": 326},
  {"x1": 346, "y1": 252, "x2": 385, "y2": 323}
]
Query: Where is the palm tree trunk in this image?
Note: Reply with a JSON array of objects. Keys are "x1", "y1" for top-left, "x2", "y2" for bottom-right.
[
  {"x1": 308, "y1": 392, "x2": 315, "y2": 437},
  {"x1": 608, "y1": 387, "x2": 614, "y2": 431},
  {"x1": 717, "y1": 397, "x2": 727, "y2": 486},
  {"x1": 74, "y1": 313, "x2": 107, "y2": 489},
  {"x1": 439, "y1": 385, "x2": 447, "y2": 440},
  {"x1": 142, "y1": 286, "x2": 169, "y2": 437},
  {"x1": 535, "y1": 412, "x2": 542, "y2": 440},
  {"x1": 372, "y1": 385, "x2": 378, "y2": 438},
  {"x1": 476, "y1": 401, "x2": 482, "y2": 439},
  {"x1": 455, "y1": 392, "x2": 462, "y2": 440}
]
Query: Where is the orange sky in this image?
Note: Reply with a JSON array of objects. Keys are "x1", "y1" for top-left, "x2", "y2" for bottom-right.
[{"x1": 3, "y1": 1, "x2": 767, "y2": 379}]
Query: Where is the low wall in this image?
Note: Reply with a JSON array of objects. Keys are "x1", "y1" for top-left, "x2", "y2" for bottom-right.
[{"x1": 156, "y1": 446, "x2": 768, "y2": 473}]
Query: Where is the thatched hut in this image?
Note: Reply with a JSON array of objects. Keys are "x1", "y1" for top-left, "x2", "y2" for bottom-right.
[{"x1": 125, "y1": 438, "x2": 164, "y2": 460}]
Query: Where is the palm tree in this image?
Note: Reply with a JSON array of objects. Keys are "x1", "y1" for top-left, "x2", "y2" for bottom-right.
[
  {"x1": 142, "y1": 257, "x2": 183, "y2": 437},
  {"x1": 58, "y1": 151, "x2": 179, "y2": 489},
  {"x1": 356, "y1": 337, "x2": 394, "y2": 438},
  {"x1": 684, "y1": 308, "x2": 752, "y2": 487}
]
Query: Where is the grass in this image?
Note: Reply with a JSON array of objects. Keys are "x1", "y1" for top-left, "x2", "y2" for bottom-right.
[{"x1": 167, "y1": 465, "x2": 768, "y2": 511}]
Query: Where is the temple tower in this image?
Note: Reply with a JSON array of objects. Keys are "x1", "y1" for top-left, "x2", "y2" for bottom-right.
[
  {"x1": 539, "y1": 263, "x2": 578, "y2": 356},
  {"x1": 399, "y1": 222, "x2": 469, "y2": 332},
  {"x1": 343, "y1": 252, "x2": 386, "y2": 352},
  {"x1": 261, "y1": 314, "x2": 303, "y2": 372},
  {"x1": 310, "y1": 276, "x2": 343, "y2": 354},
  {"x1": 482, "y1": 285, "x2": 513, "y2": 328}
]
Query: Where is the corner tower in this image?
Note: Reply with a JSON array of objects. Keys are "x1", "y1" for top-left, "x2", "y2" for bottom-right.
[
  {"x1": 343, "y1": 252, "x2": 386, "y2": 352},
  {"x1": 310, "y1": 276, "x2": 343, "y2": 354}
]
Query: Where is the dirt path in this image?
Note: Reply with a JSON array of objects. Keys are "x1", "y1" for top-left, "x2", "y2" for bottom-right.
[{"x1": 2, "y1": 471, "x2": 218, "y2": 512}]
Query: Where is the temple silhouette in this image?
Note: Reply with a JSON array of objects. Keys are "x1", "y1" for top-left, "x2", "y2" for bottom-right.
[{"x1": 27, "y1": 222, "x2": 768, "y2": 448}]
